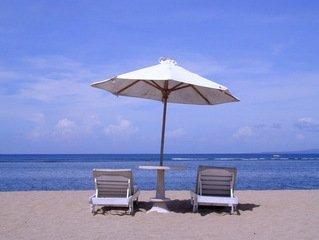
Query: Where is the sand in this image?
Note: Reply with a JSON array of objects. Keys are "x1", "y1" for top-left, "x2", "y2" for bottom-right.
[{"x1": 0, "y1": 190, "x2": 318, "y2": 240}]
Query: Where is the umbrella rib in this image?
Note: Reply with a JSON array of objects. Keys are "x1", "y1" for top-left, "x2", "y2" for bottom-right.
[
  {"x1": 190, "y1": 85, "x2": 211, "y2": 104},
  {"x1": 117, "y1": 80, "x2": 140, "y2": 94},
  {"x1": 171, "y1": 84, "x2": 191, "y2": 92},
  {"x1": 169, "y1": 82, "x2": 184, "y2": 91},
  {"x1": 142, "y1": 80, "x2": 163, "y2": 92},
  {"x1": 151, "y1": 80, "x2": 163, "y2": 90}
]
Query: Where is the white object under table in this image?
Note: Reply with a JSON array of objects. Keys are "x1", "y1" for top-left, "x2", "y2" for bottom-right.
[{"x1": 139, "y1": 165, "x2": 171, "y2": 213}]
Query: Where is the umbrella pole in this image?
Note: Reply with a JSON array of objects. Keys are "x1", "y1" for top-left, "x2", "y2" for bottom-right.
[
  {"x1": 159, "y1": 97, "x2": 167, "y2": 166},
  {"x1": 156, "y1": 91, "x2": 168, "y2": 199}
]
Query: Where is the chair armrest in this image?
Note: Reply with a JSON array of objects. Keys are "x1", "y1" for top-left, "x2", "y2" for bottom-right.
[
  {"x1": 89, "y1": 194, "x2": 96, "y2": 204},
  {"x1": 233, "y1": 195, "x2": 239, "y2": 205},
  {"x1": 129, "y1": 189, "x2": 140, "y2": 202},
  {"x1": 190, "y1": 190, "x2": 198, "y2": 200}
]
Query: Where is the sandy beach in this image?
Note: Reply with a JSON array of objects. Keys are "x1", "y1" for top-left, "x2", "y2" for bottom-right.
[{"x1": 0, "y1": 190, "x2": 318, "y2": 240}]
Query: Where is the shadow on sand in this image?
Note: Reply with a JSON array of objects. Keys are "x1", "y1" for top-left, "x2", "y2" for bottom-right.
[
  {"x1": 93, "y1": 200, "x2": 260, "y2": 216},
  {"x1": 196, "y1": 203, "x2": 260, "y2": 216},
  {"x1": 137, "y1": 200, "x2": 260, "y2": 216}
]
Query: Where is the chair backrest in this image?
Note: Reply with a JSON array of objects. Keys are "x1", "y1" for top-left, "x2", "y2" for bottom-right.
[
  {"x1": 93, "y1": 169, "x2": 134, "y2": 198},
  {"x1": 196, "y1": 166, "x2": 237, "y2": 197}
]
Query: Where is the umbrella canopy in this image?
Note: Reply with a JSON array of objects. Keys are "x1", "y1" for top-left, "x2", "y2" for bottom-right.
[{"x1": 91, "y1": 58, "x2": 239, "y2": 105}]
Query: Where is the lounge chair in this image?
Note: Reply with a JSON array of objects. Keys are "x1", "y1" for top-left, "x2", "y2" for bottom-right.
[
  {"x1": 89, "y1": 169, "x2": 140, "y2": 215},
  {"x1": 190, "y1": 166, "x2": 238, "y2": 214}
]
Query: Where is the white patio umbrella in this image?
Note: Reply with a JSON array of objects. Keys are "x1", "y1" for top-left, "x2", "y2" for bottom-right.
[{"x1": 91, "y1": 58, "x2": 239, "y2": 211}]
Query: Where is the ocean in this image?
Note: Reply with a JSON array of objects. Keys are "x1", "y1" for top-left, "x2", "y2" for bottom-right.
[{"x1": 0, "y1": 154, "x2": 319, "y2": 191}]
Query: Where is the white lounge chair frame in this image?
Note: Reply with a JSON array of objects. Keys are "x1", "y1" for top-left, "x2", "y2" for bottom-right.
[
  {"x1": 89, "y1": 169, "x2": 140, "y2": 215},
  {"x1": 190, "y1": 166, "x2": 238, "y2": 214}
]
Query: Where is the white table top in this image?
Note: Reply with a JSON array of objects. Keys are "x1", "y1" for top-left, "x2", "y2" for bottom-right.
[{"x1": 139, "y1": 165, "x2": 171, "y2": 170}]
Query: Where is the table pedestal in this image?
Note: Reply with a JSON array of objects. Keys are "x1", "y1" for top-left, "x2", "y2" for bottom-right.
[
  {"x1": 139, "y1": 166, "x2": 170, "y2": 213},
  {"x1": 148, "y1": 198, "x2": 170, "y2": 213}
]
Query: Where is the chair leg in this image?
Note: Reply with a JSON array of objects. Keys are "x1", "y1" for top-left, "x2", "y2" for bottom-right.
[
  {"x1": 129, "y1": 202, "x2": 134, "y2": 215},
  {"x1": 230, "y1": 205, "x2": 234, "y2": 215},
  {"x1": 193, "y1": 203, "x2": 198, "y2": 213},
  {"x1": 91, "y1": 204, "x2": 95, "y2": 214},
  {"x1": 131, "y1": 203, "x2": 134, "y2": 215}
]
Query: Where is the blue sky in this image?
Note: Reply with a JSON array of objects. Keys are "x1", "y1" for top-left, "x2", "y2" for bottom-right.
[{"x1": 1, "y1": 1, "x2": 319, "y2": 153}]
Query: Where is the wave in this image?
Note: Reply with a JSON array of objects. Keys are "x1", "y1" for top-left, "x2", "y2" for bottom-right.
[{"x1": 171, "y1": 157, "x2": 208, "y2": 161}]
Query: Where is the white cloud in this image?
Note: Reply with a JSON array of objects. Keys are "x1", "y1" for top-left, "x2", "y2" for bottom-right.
[
  {"x1": 18, "y1": 78, "x2": 92, "y2": 102},
  {"x1": 0, "y1": 69, "x2": 21, "y2": 81},
  {"x1": 233, "y1": 126, "x2": 253, "y2": 139},
  {"x1": 296, "y1": 133, "x2": 305, "y2": 140},
  {"x1": 181, "y1": 54, "x2": 273, "y2": 77},
  {"x1": 26, "y1": 113, "x2": 47, "y2": 140},
  {"x1": 26, "y1": 129, "x2": 46, "y2": 140},
  {"x1": 5, "y1": 55, "x2": 141, "y2": 113},
  {"x1": 104, "y1": 118, "x2": 137, "y2": 138},
  {"x1": 271, "y1": 123, "x2": 283, "y2": 129},
  {"x1": 26, "y1": 114, "x2": 103, "y2": 141},
  {"x1": 28, "y1": 112, "x2": 46, "y2": 125},
  {"x1": 26, "y1": 56, "x2": 82, "y2": 70},
  {"x1": 83, "y1": 114, "x2": 101, "y2": 134},
  {"x1": 2, "y1": 56, "x2": 108, "y2": 105},
  {"x1": 182, "y1": 58, "x2": 227, "y2": 76},
  {"x1": 225, "y1": 59, "x2": 273, "y2": 75},
  {"x1": 53, "y1": 118, "x2": 77, "y2": 139},
  {"x1": 167, "y1": 128, "x2": 186, "y2": 139},
  {"x1": 233, "y1": 122, "x2": 283, "y2": 140},
  {"x1": 294, "y1": 117, "x2": 319, "y2": 132},
  {"x1": 253, "y1": 123, "x2": 283, "y2": 130},
  {"x1": 253, "y1": 124, "x2": 266, "y2": 129}
]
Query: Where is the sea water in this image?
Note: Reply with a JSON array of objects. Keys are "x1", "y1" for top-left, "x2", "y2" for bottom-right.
[{"x1": 0, "y1": 154, "x2": 318, "y2": 191}]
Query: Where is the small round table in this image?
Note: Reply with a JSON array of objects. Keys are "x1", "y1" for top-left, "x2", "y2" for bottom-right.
[{"x1": 139, "y1": 165, "x2": 171, "y2": 213}]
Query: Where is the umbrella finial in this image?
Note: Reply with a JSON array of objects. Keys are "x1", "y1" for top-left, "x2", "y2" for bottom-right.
[{"x1": 159, "y1": 57, "x2": 177, "y2": 65}]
